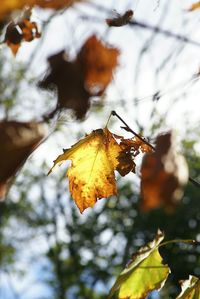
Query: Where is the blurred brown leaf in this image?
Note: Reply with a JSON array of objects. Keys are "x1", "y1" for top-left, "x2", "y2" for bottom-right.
[
  {"x1": 140, "y1": 132, "x2": 189, "y2": 212},
  {"x1": 0, "y1": 121, "x2": 46, "y2": 200},
  {"x1": 34, "y1": 0, "x2": 81, "y2": 9},
  {"x1": 78, "y1": 35, "x2": 119, "y2": 95},
  {"x1": 106, "y1": 10, "x2": 134, "y2": 27},
  {"x1": 39, "y1": 51, "x2": 91, "y2": 119},
  {"x1": 0, "y1": 0, "x2": 81, "y2": 21},
  {"x1": 40, "y1": 35, "x2": 119, "y2": 119}
]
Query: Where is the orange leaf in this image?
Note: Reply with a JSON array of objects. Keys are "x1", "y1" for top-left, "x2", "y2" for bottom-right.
[
  {"x1": 48, "y1": 128, "x2": 135, "y2": 213},
  {"x1": 140, "y1": 132, "x2": 189, "y2": 212},
  {"x1": 188, "y1": 1, "x2": 200, "y2": 11},
  {"x1": 0, "y1": 121, "x2": 47, "y2": 200},
  {"x1": 0, "y1": 0, "x2": 27, "y2": 20},
  {"x1": 34, "y1": 0, "x2": 81, "y2": 9},
  {"x1": 78, "y1": 35, "x2": 119, "y2": 95},
  {"x1": 4, "y1": 10, "x2": 41, "y2": 55},
  {"x1": 0, "y1": 0, "x2": 80, "y2": 21},
  {"x1": 39, "y1": 35, "x2": 119, "y2": 118}
]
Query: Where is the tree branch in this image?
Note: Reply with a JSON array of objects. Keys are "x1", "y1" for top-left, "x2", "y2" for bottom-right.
[{"x1": 111, "y1": 110, "x2": 200, "y2": 189}]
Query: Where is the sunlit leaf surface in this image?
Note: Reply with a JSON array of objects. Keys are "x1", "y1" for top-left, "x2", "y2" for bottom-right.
[
  {"x1": 108, "y1": 230, "x2": 170, "y2": 299},
  {"x1": 176, "y1": 275, "x2": 200, "y2": 298},
  {"x1": 48, "y1": 128, "x2": 135, "y2": 213}
]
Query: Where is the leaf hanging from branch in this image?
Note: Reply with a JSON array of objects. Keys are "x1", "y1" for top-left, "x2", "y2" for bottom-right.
[
  {"x1": 48, "y1": 128, "x2": 136, "y2": 213},
  {"x1": 140, "y1": 132, "x2": 189, "y2": 211},
  {"x1": 108, "y1": 230, "x2": 170, "y2": 299}
]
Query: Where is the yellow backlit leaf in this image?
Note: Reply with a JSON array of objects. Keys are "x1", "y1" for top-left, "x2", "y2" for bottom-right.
[{"x1": 48, "y1": 128, "x2": 135, "y2": 213}]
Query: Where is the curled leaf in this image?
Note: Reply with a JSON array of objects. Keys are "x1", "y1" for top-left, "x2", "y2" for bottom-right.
[
  {"x1": 0, "y1": 121, "x2": 47, "y2": 200},
  {"x1": 140, "y1": 132, "x2": 189, "y2": 211},
  {"x1": 108, "y1": 230, "x2": 170, "y2": 299},
  {"x1": 106, "y1": 10, "x2": 134, "y2": 27},
  {"x1": 176, "y1": 275, "x2": 200, "y2": 298},
  {"x1": 48, "y1": 128, "x2": 135, "y2": 213},
  {"x1": 5, "y1": 9, "x2": 41, "y2": 55}
]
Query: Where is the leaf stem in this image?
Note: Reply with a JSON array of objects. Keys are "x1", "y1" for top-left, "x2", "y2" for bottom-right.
[
  {"x1": 159, "y1": 239, "x2": 196, "y2": 248},
  {"x1": 111, "y1": 110, "x2": 155, "y2": 150},
  {"x1": 111, "y1": 110, "x2": 200, "y2": 189},
  {"x1": 105, "y1": 111, "x2": 113, "y2": 128}
]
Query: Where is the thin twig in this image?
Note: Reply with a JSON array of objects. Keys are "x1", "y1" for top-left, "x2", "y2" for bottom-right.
[
  {"x1": 111, "y1": 110, "x2": 200, "y2": 189},
  {"x1": 85, "y1": 2, "x2": 200, "y2": 48},
  {"x1": 130, "y1": 20, "x2": 200, "y2": 48},
  {"x1": 111, "y1": 110, "x2": 155, "y2": 150}
]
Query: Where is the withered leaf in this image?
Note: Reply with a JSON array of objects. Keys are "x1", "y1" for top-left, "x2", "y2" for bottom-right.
[
  {"x1": 33, "y1": 0, "x2": 81, "y2": 9},
  {"x1": 39, "y1": 51, "x2": 90, "y2": 119},
  {"x1": 140, "y1": 132, "x2": 189, "y2": 211},
  {"x1": 0, "y1": 0, "x2": 81, "y2": 21},
  {"x1": 48, "y1": 128, "x2": 135, "y2": 213},
  {"x1": 106, "y1": 10, "x2": 134, "y2": 27},
  {"x1": 0, "y1": 121, "x2": 46, "y2": 200},
  {"x1": 5, "y1": 10, "x2": 41, "y2": 55},
  {"x1": 188, "y1": 1, "x2": 200, "y2": 11},
  {"x1": 77, "y1": 35, "x2": 119, "y2": 95},
  {"x1": 40, "y1": 35, "x2": 119, "y2": 119}
]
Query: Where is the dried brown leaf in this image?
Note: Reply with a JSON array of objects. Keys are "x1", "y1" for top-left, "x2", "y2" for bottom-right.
[
  {"x1": 78, "y1": 35, "x2": 119, "y2": 95},
  {"x1": 106, "y1": 10, "x2": 134, "y2": 27},
  {"x1": 0, "y1": 121, "x2": 46, "y2": 200},
  {"x1": 140, "y1": 132, "x2": 189, "y2": 211}
]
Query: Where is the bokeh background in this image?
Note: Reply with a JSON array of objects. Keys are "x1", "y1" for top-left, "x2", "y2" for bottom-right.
[{"x1": 0, "y1": 1, "x2": 200, "y2": 298}]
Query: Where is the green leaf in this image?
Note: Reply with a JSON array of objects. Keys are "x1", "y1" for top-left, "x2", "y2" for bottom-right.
[
  {"x1": 108, "y1": 230, "x2": 170, "y2": 299},
  {"x1": 176, "y1": 275, "x2": 200, "y2": 298}
]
